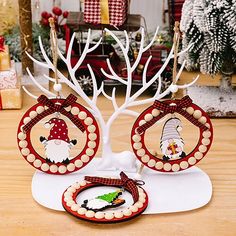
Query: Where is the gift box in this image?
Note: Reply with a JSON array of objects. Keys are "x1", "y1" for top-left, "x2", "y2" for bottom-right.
[
  {"x1": 84, "y1": 0, "x2": 129, "y2": 27},
  {"x1": 0, "y1": 36, "x2": 11, "y2": 71},
  {"x1": 0, "y1": 87, "x2": 22, "y2": 110},
  {"x1": 0, "y1": 61, "x2": 17, "y2": 89}
]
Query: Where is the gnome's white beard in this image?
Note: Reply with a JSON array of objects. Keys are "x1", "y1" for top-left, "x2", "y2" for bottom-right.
[
  {"x1": 45, "y1": 139, "x2": 71, "y2": 163},
  {"x1": 161, "y1": 139, "x2": 184, "y2": 160}
]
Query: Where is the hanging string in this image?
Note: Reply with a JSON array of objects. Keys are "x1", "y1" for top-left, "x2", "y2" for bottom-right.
[
  {"x1": 49, "y1": 17, "x2": 60, "y2": 97},
  {"x1": 172, "y1": 21, "x2": 181, "y2": 99}
]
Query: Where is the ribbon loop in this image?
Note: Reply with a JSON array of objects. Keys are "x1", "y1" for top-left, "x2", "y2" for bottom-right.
[
  {"x1": 23, "y1": 94, "x2": 85, "y2": 133},
  {"x1": 137, "y1": 96, "x2": 208, "y2": 135},
  {"x1": 85, "y1": 171, "x2": 143, "y2": 203}
]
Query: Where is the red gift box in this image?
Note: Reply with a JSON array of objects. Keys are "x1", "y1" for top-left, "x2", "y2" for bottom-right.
[{"x1": 84, "y1": 0, "x2": 129, "y2": 27}]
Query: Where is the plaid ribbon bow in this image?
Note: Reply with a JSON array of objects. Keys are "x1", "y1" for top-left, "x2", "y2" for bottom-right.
[
  {"x1": 136, "y1": 96, "x2": 208, "y2": 135},
  {"x1": 85, "y1": 172, "x2": 144, "y2": 203},
  {"x1": 23, "y1": 94, "x2": 85, "y2": 133}
]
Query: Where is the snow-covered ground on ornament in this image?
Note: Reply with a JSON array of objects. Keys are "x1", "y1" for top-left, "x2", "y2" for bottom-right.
[{"x1": 32, "y1": 158, "x2": 212, "y2": 214}]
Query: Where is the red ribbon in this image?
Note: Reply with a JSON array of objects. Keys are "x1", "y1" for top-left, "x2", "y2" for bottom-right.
[
  {"x1": 137, "y1": 96, "x2": 208, "y2": 135},
  {"x1": 85, "y1": 172, "x2": 144, "y2": 203},
  {"x1": 0, "y1": 91, "x2": 2, "y2": 110},
  {"x1": 0, "y1": 36, "x2": 5, "y2": 52},
  {"x1": 23, "y1": 94, "x2": 85, "y2": 133}
]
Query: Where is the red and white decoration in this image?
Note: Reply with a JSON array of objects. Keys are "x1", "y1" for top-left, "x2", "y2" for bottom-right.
[
  {"x1": 0, "y1": 61, "x2": 17, "y2": 89},
  {"x1": 84, "y1": 0, "x2": 129, "y2": 26},
  {"x1": 62, "y1": 172, "x2": 148, "y2": 223},
  {"x1": 17, "y1": 94, "x2": 100, "y2": 175},
  {"x1": 131, "y1": 96, "x2": 213, "y2": 173}
]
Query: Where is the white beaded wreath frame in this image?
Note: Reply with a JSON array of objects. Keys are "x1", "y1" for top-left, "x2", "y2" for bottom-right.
[
  {"x1": 17, "y1": 98, "x2": 100, "y2": 175},
  {"x1": 62, "y1": 180, "x2": 148, "y2": 223},
  {"x1": 131, "y1": 100, "x2": 213, "y2": 173}
]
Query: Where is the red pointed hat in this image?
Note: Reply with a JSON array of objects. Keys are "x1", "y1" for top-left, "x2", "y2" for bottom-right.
[{"x1": 45, "y1": 118, "x2": 69, "y2": 142}]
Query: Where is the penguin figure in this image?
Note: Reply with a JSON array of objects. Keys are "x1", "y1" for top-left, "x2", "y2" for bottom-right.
[
  {"x1": 81, "y1": 189, "x2": 125, "y2": 212},
  {"x1": 160, "y1": 118, "x2": 186, "y2": 161}
]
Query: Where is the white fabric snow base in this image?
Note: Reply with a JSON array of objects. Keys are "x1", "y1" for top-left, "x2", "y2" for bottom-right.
[
  {"x1": 32, "y1": 159, "x2": 212, "y2": 214},
  {"x1": 187, "y1": 86, "x2": 236, "y2": 117}
]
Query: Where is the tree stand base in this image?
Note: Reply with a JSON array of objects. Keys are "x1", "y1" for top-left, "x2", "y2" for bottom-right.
[
  {"x1": 32, "y1": 158, "x2": 212, "y2": 214},
  {"x1": 187, "y1": 86, "x2": 236, "y2": 117}
]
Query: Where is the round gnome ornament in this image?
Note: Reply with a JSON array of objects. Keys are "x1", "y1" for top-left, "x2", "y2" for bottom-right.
[
  {"x1": 40, "y1": 118, "x2": 77, "y2": 164},
  {"x1": 160, "y1": 117, "x2": 186, "y2": 161}
]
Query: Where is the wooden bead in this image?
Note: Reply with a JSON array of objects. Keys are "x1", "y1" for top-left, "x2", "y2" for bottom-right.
[
  {"x1": 71, "y1": 107, "x2": 80, "y2": 115},
  {"x1": 58, "y1": 165, "x2": 67, "y2": 174},
  {"x1": 85, "y1": 210, "x2": 95, "y2": 218},
  {"x1": 23, "y1": 117, "x2": 31, "y2": 124},
  {"x1": 199, "y1": 116, "x2": 207, "y2": 124},
  {"x1": 193, "y1": 110, "x2": 202, "y2": 119},
  {"x1": 152, "y1": 109, "x2": 160, "y2": 117},
  {"x1": 123, "y1": 209, "x2": 132, "y2": 216},
  {"x1": 71, "y1": 204, "x2": 79, "y2": 212},
  {"x1": 33, "y1": 159, "x2": 42, "y2": 168},
  {"x1": 130, "y1": 205, "x2": 139, "y2": 213},
  {"x1": 186, "y1": 107, "x2": 194, "y2": 115},
  {"x1": 41, "y1": 163, "x2": 49, "y2": 172},
  {"x1": 19, "y1": 140, "x2": 28, "y2": 148},
  {"x1": 147, "y1": 159, "x2": 156, "y2": 167},
  {"x1": 172, "y1": 164, "x2": 180, "y2": 172},
  {"x1": 95, "y1": 212, "x2": 104, "y2": 219},
  {"x1": 88, "y1": 125, "x2": 96, "y2": 133},
  {"x1": 66, "y1": 200, "x2": 75, "y2": 207},
  {"x1": 88, "y1": 133, "x2": 97, "y2": 141},
  {"x1": 86, "y1": 149, "x2": 94, "y2": 156},
  {"x1": 194, "y1": 152, "x2": 203, "y2": 160},
  {"x1": 77, "y1": 208, "x2": 86, "y2": 215},
  {"x1": 105, "y1": 212, "x2": 114, "y2": 219},
  {"x1": 163, "y1": 163, "x2": 171, "y2": 171},
  {"x1": 18, "y1": 132, "x2": 26, "y2": 140},
  {"x1": 132, "y1": 134, "x2": 141, "y2": 142},
  {"x1": 84, "y1": 117, "x2": 93, "y2": 125},
  {"x1": 36, "y1": 106, "x2": 44, "y2": 114},
  {"x1": 202, "y1": 138, "x2": 210, "y2": 146},
  {"x1": 50, "y1": 165, "x2": 58, "y2": 173},
  {"x1": 75, "y1": 160, "x2": 83, "y2": 168},
  {"x1": 199, "y1": 145, "x2": 207, "y2": 153},
  {"x1": 137, "y1": 148, "x2": 145, "y2": 157},
  {"x1": 81, "y1": 154, "x2": 90, "y2": 162},
  {"x1": 78, "y1": 111, "x2": 87, "y2": 120},
  {"x1": 133, "y1": 142, "x2": 142, "y2": 150},
  {"x1": 26, "y1": 154, "x2": 35, "y2": 162},
  {"x1": 88, "y1": 141, "x2": 96, "y2": 148},
  {"x1": 114, "y1": 211, "x2": 123, "y2": 218},
  {"x1": 155, "y1": 162, "x2": 163, "y2": 170},
  {"x1": 29, "y1": 111, "x2": 37, "y2": 119},
  {"x1": 139, "y1": 120, "x2": 146, "y2": 126},
  {"x1": 144, "y1": 113, "x2": 153, "y2": 122},
  {"x1": 203, "y1": 131, "x2": 211, "y2": 138},
  {"x1": 134, "y1": 202, "x2": 143, "y2": 208},
  {"x1": 66, "y1": 164, "x2": 75, "y2": 172},
  {"x1": 21, "y1": 148, "x2": 30, "y2": 156},
  {"x1": 188, "y1": 157, "x2": 197, "y2": 165},
  {"x1": 141, "y1": 155, "x2": 149, "y2": 163},
  {"x1": 180, "y1": 161, "x2": 189, "y2": 169}
]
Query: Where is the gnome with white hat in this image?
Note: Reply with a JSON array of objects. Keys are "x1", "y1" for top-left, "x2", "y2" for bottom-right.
[
  {"x1": 160, "y1": 117, "x2": 186, "y2": 161},
  {"x1": 40, "y1": 118, "x2": 77, "y2": 164}
]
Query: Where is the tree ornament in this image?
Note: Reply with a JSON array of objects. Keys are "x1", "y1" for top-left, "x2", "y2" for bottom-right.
[
  {"x1": 17, "y1": 94, "x2": 100, "y2": 174},
  {"x1": 62, "y1": 172, "x2": 148, "y2": 223},
  {"x1": 131, "y1": 96, "x2": 213, "y2": 172}
]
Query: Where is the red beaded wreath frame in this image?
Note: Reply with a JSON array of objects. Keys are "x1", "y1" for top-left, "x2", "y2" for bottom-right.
[
  {"x1": 62, "y1": 180, "x2": 148, "y2": 223},
  {"x1": 17, "y1": 96, "x2": 100, "y2": 175},
  {"x1": 131, "y1": 97, "x2": 213, "y2": 173}
]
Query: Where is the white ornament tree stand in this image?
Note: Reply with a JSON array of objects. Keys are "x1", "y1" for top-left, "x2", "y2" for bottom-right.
[{"x1": 23, "y1": 27, "x2": 212, "y2": 214}]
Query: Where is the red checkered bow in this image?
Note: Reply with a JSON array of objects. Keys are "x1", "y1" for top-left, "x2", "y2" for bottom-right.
[
  {"x1": 85, "y1": 172, "x2": 144, "y2": 203},
  {"x1": 136, "y1": 96, "x2": 208, "y2": 135},
  {"x1": 23, "y1": 94, "x2": 85, "y2": 133}
]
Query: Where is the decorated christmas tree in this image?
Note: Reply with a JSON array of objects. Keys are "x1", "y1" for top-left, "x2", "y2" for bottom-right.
[{"x1": 180, "y1": 0, "x2": 236, "y2": 90}]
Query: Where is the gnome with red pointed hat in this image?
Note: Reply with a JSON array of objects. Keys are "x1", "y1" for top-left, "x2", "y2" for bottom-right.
[{"x1": 40, "y1": 118, "x2": 77, "y2": 164}]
